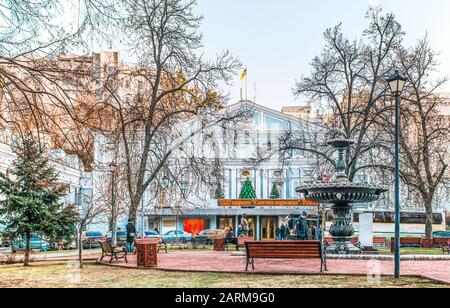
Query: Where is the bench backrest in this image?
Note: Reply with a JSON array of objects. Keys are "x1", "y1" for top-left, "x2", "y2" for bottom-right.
[
  {"x1": 373, "y1": 237, "x2": 388, "y2": 243},
  {"x1": 245, "y1": 241, "x2": 322, "y2": 259},
  {"x1": 433, "y1": 238, "x2": 450, "y2": 246},
  {"x1": 98, "y1": 240, "x2": 113, "y2": 253},
  {"x1": 391, "y1": 238, "x2": 422, "y2": 245},
  {"x1": 324, "y1": 237, "x2": 359, "y2": 245},
  {"x1": 237, "y1": 236, "x2": 253, "y2": 246}
]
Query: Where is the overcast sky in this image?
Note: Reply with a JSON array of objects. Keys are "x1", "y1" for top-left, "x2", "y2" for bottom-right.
[{"x1": 194, "y1": 0, "x2": 450, "y2": 111}]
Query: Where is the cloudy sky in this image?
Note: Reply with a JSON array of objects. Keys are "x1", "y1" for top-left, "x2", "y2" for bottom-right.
[{"x1": 195, "y1": 0, "x2": 450, "y2": 111}]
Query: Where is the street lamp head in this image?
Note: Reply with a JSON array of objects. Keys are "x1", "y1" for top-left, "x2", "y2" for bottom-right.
[{"x1": 386, "y1": 70, "x2": 407, "y2": 96}]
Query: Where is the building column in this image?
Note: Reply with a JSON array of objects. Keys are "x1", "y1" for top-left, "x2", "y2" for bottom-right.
[
  {"x1": 235, "y1": 215, "x2": 239, "y2": 234},
  {"x1": 256, "y1": 216, "x2": 260, "y2": 240},
  {"x1": 210, "y1": 216, "x2": 217, "y2": 229},
  {"x1": 159, "y1": 216, "x2": 164, "y2": 233}
]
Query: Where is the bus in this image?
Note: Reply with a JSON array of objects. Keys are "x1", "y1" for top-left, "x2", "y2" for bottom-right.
[{"x1": 351, "y1": 211, "x2": 447, "y2": 237}]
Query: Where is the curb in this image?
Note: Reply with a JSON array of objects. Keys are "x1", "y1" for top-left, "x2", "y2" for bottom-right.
[{"x1": 327, "y1": 254, "x2": 450, "y2": 261}]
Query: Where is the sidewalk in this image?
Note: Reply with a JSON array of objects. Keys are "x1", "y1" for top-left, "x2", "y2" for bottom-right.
[{"x1": 1, "y1": 249, "x2": 101, "y2": 262}]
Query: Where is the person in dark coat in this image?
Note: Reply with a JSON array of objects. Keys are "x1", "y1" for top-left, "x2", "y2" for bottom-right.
[
  {"x1": 280, "y1": 224, "x2": 286, "y2": 240},
  {"x1": 311, "y1": 224, "x2": 317, "y2": 240},
  {"x1": 126, "y1": 219, "x2": 136, "y2": 253},
  {"x1": 285, "y1": 225, "x2": 291, "y2": 240},
  {"x1": 296, "y1": 211, "x2": 309, "y2": 240},
  {"x1": 237, "y1": 224, "x2": 243, "y2": 237}
]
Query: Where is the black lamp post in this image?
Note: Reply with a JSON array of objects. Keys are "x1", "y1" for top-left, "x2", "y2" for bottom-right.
[
  {"x1": 386, "y1": 70, "x2": 407, "y2": 279},
  {"x1": 110, "y1": 162, "x2": 117, "y2": 246}
]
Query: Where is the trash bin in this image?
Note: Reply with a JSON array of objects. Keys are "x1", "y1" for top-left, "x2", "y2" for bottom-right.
[
  {"x1": 135, "y1": 238, "x2": 158, "y2": 267},
  {"x1": 214, "y1": 238, "x2": 225, "y2": 251}
]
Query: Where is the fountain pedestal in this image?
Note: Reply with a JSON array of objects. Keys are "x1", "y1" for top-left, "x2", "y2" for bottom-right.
[{"x1": 327, "y1": 205, "x2": 360, "y2": 254}]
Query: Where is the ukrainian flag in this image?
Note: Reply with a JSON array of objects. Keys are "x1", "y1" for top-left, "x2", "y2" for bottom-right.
[{"x1": 240, "y1": 69, "x2": 247, "y2": 80}]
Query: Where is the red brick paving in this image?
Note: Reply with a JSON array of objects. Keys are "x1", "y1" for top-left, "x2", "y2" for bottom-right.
[{"x1": 99, "y1": 251, "x2": 450, "y2": 285}]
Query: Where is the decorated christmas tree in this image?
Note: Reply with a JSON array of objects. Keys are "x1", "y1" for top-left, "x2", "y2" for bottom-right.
[
  {"x1": 214, "y1": 183, "x2": 225, "y2": 199},
  {"x1": 269, "y1": 182, "x2": 281, "y2": 199},
  {"x1": 239, "y1": 178, "x2": 257, "y2": 199}
]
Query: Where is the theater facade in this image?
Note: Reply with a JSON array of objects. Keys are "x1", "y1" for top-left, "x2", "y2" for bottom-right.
[{"x1": 144, "y1": 101, "x2": 327, "y2": 239}]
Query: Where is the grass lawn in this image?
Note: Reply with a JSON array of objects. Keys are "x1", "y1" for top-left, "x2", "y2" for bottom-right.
[
  {"x1": 377, "y1": 248, "x2": 446, "y2": 255},
  {"x1": 0, "y1": 261, "x2": 447, "y2": 288}
]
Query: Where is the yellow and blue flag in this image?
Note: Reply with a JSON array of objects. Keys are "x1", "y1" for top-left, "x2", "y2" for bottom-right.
[{"x1": 240, "y1": 69, "x2": 247, "y2": 80}]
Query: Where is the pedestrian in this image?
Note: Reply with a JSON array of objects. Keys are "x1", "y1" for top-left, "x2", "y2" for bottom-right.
[
  {"x1": 237, "y1": 224, "x2": 243, "y2": 237},
  {"x1": 276, "y1": 227, "x2": 281, "y2": 240},
  {"x1": 126, "y1": 219, "x2": 136, "y2": 253},
  {"x1": 296, "y1": 211, "x2": 309, "y2": 240},
  {"x1": 311, "y1": 224, "x2": 317, "y2": 240},
  {"x1": 280, "y1": 224, "x2": 286, "y2": 240},
  {"x1": 241, "y1": 214, "x2": 249, "y2": 237},
  {"x1": 225, "y1": 228, "x2": 234, "y2": 246}
]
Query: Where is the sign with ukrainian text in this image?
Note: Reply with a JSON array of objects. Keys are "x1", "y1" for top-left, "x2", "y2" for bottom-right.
[{"x1": 217, "y1": 199, "x2": 319, "y2": 207}]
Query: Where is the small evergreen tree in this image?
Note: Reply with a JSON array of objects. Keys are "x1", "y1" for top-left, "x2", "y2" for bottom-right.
[
  {"x1": 0, "y1": 136, "x2": 76, "y2": 266},
  {"x1": 214, "y1": 183, "x2": 225, "y2": 199},
  {"x1": 269, "y1": 182, "x2": 281, "y2": 199},
  {"x1": 239, "y1": 178, "x2": 257, "y2": 199}
]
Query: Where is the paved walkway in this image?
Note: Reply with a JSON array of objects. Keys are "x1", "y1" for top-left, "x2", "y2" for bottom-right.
[
  {"x1": 0, "y1": 249, "x2": 101, "y2": 262},
  {"x1": 98, "y1": 251, "x2": 450, "y2": 285}
]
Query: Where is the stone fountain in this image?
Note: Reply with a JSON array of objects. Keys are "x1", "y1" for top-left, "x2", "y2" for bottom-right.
[{"x1": 296, "y1": 131, "x2": 388, "y2": 254}]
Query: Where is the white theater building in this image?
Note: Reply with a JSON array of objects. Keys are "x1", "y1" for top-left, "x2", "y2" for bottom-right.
[{"x1": 92, "y1": 100, "x2": 448, "y2": 239}]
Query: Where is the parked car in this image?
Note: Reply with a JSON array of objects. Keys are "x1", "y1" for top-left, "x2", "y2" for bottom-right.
[
  {"x1": 432, "y1": 231, "x2": 450, "y2": 238},
  {"x1": 12, "y1": 234, "x2": 49, "y2": 252},
  {"x1": 107, "y1": 230, "x2": 127, "y2": 247},
  {"x1": 82, "y1": 231, "x2": 105, "y2": 249},
  {"x1": 162, "y1": 230, "x2": 192, "y2": 244},
  {"x1": 143, "y1": 230, "x2": 162, "y2": 239},
  {"x1": 1, "y1": 234, "x2": 11, "y2": 248},
  {"x1": 192, "y1": 229, "x2": 223, "y2": 246}
]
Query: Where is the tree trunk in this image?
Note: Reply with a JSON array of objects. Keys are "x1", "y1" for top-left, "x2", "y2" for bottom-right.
[
  {"x1": 24, "y1": 231, "x2": 31, "y2": 267},
  {"x1": 425, "y1": 203, "x2": 434, "y2": 240},
  {"x1": 78, "y1": 226, "x2": 84, "y2": 269},
  {"x1": 129, "y1": 197, "x2": 140, "y2": 227}
]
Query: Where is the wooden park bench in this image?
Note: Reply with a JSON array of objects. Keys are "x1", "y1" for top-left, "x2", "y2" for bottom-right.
[
  {"x1": 225, "y1": 236, "x2": 253, "y2": 251},
  {"x1": 98, "y1": 240, "x2": 128, "y2": 264},
  {"x1": 158, "y1": 242, "x2": 168, "y2": 253},
  {"x1": 373, "y1": 237, "x2": 389, "y2": 248},
  {"x1": 442, "y1": 240, "x2": 450, "y2": 254},
  {"x1": 390, "y1": 237, "x2": 422, "y2": 253},
  {"x1": 244, "y1": 240, "x2": 327, "y2": 272},
  {"x1": 433, "y1": 238, "x2": 450, "y2": 248},
  {"x1": 235, "y1": 236, "x2": 253, "y2": 251}
]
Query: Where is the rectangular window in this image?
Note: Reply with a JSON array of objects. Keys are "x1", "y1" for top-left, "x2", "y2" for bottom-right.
[{"x1": 245, "y1": 130, "x2": 250, "y2": 145}]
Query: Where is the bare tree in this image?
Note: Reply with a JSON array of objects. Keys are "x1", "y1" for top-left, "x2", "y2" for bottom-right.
[
  {"x1": 292, "y1": 8, "x2": 403, "y2": 181},
  {"x1": 87, "y1": 0, "x2": 242, "y2": 225},
  {"x1": 393, "y1": 36, "x2": 449, "y2": 238}
]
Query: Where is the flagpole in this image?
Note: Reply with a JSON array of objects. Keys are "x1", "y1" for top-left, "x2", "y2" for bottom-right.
[{"x1": 245, "y1": 73, "x2": 248, "y2": 101}]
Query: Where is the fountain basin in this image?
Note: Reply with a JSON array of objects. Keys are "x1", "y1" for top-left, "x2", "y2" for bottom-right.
[
  {"x1": 297, "y1": 182, "x2": 387, "y2": 254},
  {"x1": 297, "y1": 183, "x2": 388, "y2": 205}
]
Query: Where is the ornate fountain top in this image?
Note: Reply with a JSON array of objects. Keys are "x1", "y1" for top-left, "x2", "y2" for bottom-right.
[{"x1": 327, "y1": 129, "x2": 356, "y2": 149}]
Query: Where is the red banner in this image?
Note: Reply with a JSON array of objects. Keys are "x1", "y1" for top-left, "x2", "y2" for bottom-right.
[{"x1": 184, "y1": 220, "x2": 205, "y2": 235}]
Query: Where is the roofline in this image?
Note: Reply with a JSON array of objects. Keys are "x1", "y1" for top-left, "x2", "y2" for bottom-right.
[{"x1": 225, "y1": 100, "x2": 328, "y2": 130}]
